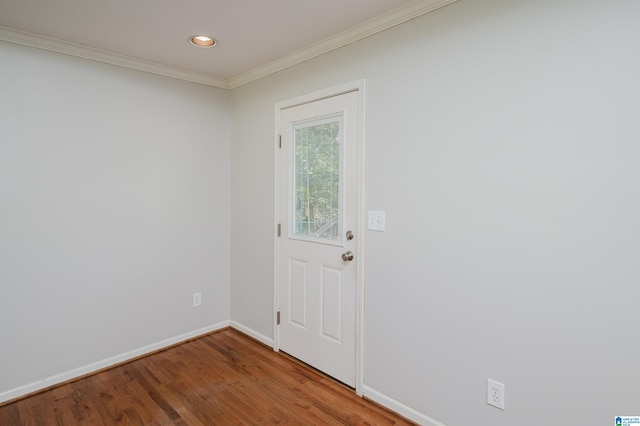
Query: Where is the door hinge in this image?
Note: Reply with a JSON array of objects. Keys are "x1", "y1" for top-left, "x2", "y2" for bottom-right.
[
  {"x1": 276, "y1": 310, "x2": 281, "y2": 325},
  {"x1": 278, "y1": 135, "x2": 282, "y2": 148},
  {"x1": 277, "y1": 223, "x2": 281, "y2": 237}
]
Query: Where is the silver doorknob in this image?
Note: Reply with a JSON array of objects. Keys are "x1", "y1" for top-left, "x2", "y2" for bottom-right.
[{"x1": 341, "y1": 251, "x2": 354, "y2": 262}]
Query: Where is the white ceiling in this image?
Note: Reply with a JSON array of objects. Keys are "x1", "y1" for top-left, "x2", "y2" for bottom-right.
[{"x1": 0, "y1": 0, "x2": 456, "y2": 88}]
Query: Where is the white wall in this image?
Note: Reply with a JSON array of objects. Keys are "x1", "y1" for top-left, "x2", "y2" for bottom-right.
[
  {"x1": 0, "y1": 41, "x2": 231, "y2": 401},
  {"x1": 230, "y1": 0, "x2": 640, "y2": 424},
  {"x1": 2, "y1": 0, "x2": 639, "y2": 422}
]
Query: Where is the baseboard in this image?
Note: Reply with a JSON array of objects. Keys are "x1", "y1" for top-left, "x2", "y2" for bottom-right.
[
  {"x1": 229, "y1": 320, "x2": 274, "y2": 347},
  {"x1": 0, "y1": 320, "x2": 230, "y2": 405},
  {"x1": 2, "y1": 320, "x2": 442, "y2": 426},
  {"x1": 363, "y1": 385, "x2": 447, "y2": 426},
  {"x1": 228, "y1": 323, "x2": 441, "y2": 425}
]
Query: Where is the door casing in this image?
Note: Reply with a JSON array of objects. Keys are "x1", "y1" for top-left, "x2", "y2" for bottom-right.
[{"x1": 273, "y1": 79, "x2": 366, "y2": 396}]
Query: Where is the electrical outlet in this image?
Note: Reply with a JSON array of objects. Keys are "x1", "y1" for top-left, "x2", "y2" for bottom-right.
[
  {"x1": 487, "y1": 379, "x2": 505, "y2": 410},
  {"x1": 193, "y1": 292, "x2": 202, "y2": 307}
]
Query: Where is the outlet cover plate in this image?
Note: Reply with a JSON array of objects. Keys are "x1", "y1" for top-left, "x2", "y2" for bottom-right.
[
  {"x1": 487, "y1": 379, "x2": 505, "y2": 410},
  {"x1": 193, "y1": 292, "x2": 202, "y2": 307}
]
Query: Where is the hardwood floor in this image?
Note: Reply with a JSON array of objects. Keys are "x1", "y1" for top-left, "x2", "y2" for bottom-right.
[{"x1": 0, "y1": 329, "x2": 414, "y2": 425}]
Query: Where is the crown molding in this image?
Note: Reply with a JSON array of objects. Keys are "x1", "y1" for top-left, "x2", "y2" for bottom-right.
[
  {"x1": 227, "y1": 0, "x2": 459, "y2": 89},
  {"x1": 0, "y1": 0, "x2": 458, "y2": 90},
  {"x1": 0, "y1": 26, "x2": 229, "y2": 89}
]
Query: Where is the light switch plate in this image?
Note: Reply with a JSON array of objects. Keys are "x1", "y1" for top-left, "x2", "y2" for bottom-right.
[{"x1": 368, "y1": 211, "x2": 385, "y2": 231}]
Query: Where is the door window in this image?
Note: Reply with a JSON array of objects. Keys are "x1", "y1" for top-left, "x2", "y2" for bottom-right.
[{"x1": 291, "y1": 114, "x2": 343, "y2": 243}]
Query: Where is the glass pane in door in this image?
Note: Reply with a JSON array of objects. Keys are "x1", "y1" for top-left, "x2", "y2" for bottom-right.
[{"x1": 292, "y1": 115, "x2": 342, "y2": 241}]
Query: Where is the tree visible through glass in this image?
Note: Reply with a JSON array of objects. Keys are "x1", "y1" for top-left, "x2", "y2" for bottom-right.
[{"x1": 293, "y1": 116, "x2": 342, "y2": 241}]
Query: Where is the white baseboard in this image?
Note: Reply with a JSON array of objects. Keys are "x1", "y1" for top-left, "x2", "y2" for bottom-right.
[
  {"x1": 2, "y1": 321, "x2": 443, "y2": 426},
  {"x1": 0, "y1": 321, "x2": 230, "y2": 404},
  {"x1": 227, "y1": 323, "x2": 441, "y2": 425},
  {"x1": 363, "y1": 385, "x2": 447, "y2": 426},
  {"x1": 229, "y1": 320, "x2": 274, "y2": 347}
]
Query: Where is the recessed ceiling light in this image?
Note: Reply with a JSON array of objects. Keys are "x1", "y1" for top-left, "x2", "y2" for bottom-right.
[{"x1": 189, "y1": 35, "x2": 216, "y2": 48}]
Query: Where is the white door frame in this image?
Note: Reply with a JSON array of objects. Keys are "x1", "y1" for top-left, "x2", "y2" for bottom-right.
[{"x1": 273, "y1": 79, "x2": 366, "y2": 396}]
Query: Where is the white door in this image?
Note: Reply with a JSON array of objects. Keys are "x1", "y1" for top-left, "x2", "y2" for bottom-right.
[{"x1": 278, "y1": 90, "x2": 359, "y2": 387}]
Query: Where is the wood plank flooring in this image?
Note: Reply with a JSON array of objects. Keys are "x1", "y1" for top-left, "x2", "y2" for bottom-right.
[{"x1": 0, "y1": 329, "x2": 414, "y2": 425}]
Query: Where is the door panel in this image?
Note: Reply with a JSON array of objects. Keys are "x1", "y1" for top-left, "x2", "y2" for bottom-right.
[
  {"x1": 278, "y1": 91, "x2": 359, "y2": 387},
  {"x1": 321, "y1": 265, "x2": 342, "y2": 343},
  {"x1": 289, "y1": 259, "x2": 308, "y2": 328}
]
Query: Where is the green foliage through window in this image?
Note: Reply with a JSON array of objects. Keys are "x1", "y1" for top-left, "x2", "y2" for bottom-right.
[{"x1": 293, "y1": 117, "x2": 341, "y2": 240}]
